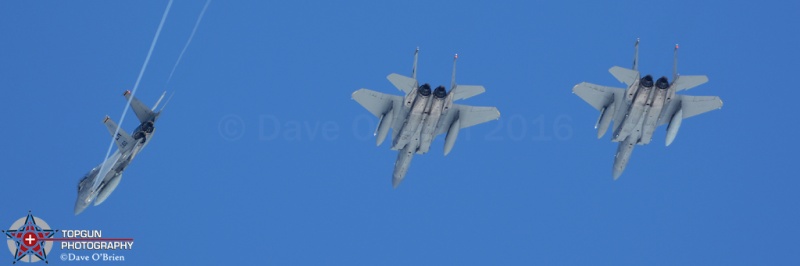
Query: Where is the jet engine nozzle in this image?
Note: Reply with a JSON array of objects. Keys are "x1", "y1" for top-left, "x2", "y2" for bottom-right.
[
  {"x1": 418, "y1": 83, "x2": 432, "y2": 96},
  {"x1": 143, "y1": 121, "x2": 155, "y2": 133},
  {"x1": 641, "y1": 75, "x2": 654, "y2": 87},
  {"x1": 433, "y1": 86, "x2": 446, "y2": 98},
  {"x1": 656, "y1": 76, "x2": 669, "y2": 89}
]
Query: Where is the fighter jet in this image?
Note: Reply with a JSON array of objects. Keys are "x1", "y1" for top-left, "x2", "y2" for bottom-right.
[
  {"x1": 74, "y1": 90, "x2": 167, "y2": 215},
  {"x1": 352, "y1": 48, "x2": 500, "y2": 188},
  {"x1": 573, "y1": 40, "x2": 723, "y2": 179}
]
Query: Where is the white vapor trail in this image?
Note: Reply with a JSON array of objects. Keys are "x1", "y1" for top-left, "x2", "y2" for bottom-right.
[
  {"x1": 166, "y1": 0, "x2": 211, "y2": 83},
  {"x1": 92, "y1": 0, "x2": 174, "y2": 193}
]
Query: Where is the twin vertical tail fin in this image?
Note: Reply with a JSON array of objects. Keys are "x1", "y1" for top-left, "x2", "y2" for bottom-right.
[
  {"x1": 123, "y1": 90, "x2": 170, "y2": 123},
  {"x1": 123, "y1": 90, "x2": 156, "y2": 123},
  {"x1": 632, "y1": 38, "x2": 639, "y2": 71},
  {"x1": 103, "y1": 115, "x2": 134, "y2": 151},
  {"x1": 447, "y1": 53, "x2": 486, "y2": 101},
  {"x1": 411, "y1": 47, "x2": 419, "y2": 80},
  {"x1": 388, "y1": 47, "x2": 419, "y2": 94},
  {"x1": 451, "y1": 54, "x2": 458, "y2": 90},
  {"x1": 673, "y1": 44, "x2": 679, "y2": 82},
  {"x1": 670, "y1": 44, "x2": 709, "y2": 91},
  {"x1": 609, "y1": 39, "x2": 641, "y2": 87}
]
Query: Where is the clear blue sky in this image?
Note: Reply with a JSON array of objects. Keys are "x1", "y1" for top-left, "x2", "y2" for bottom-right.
[{"x1": 2, "y1": 1, "x2": 798, "y2": 265}]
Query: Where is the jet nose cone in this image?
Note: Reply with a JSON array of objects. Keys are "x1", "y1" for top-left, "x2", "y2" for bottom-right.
[
  {"x1": 74, "y1": 203, "x2": 86, "y2": 215},
  {"x1": 612, "y1": 167, "x2": 623, "y2": 180},
  {"x1": 392, "y1": 175, "x2": 404, "y2": 189},
  {"x1": 74, "y1": 197, "x2": 90, "y2": 215}
]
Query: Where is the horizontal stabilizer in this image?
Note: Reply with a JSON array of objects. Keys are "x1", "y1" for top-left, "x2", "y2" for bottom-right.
[
  {"x1": 103, "y1": 116, "x2": 135, "y2": 151},
  {"x1": 681, "y1": 95, "x2": 723, "y2": 119},
  {"x1": 672, "y1": 75, "x2": 708, "y2": 92},
  {"x1": 572, "y1": 82, "x2": 622, "y2": 111},
  {"x1": 387, "y1": 73, "x2": 417, "y2": 94},
  {"x1": 458, "y1": 106, "x2": 500, "y2": 129},
  {"x1": 609, "y1": 66, "x2": 640, "y2": 87},
  {"x1": 352, "y1": 89, "x2": 401, "y2": 118},
  {"x1": 451, "y1": 85, "x2": 485, "y2": 101},
  {"x1": 434, "y1": 105, "x2": 500, "y2": 136}
]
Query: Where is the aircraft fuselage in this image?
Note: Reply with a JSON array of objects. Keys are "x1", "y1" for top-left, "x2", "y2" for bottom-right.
[
  {"x1": 74, "y1": 121, "x2": 155, "y2": 215},
  {"x1": 392, "y1": 84, "x2": 432, "y2": 150},
  {"x1": 389, "y1": 84, "x2": 455, "y2": 185},
  {"x1": 610, "y1": 75, "x2": 677, "y2": 177},
  {"x1": 611, "y1": 75, "x2": 677, "y2": 145}
]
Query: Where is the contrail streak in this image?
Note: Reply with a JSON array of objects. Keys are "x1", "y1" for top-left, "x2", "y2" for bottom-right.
[
  {"x1": 166, "y1": 0, "x2": 211, "y2": 83},
  {"x1": 92, "y1": 0, "x2": 174, "y2": 193}
]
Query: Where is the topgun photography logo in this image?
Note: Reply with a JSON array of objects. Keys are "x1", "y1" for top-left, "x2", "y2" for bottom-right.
[
  {"x1": 3, "y1": 211, "x2": 134, "y2": 263},
  {"x1": 2, "y1": 212, "x2": 56, "y2": 263}
]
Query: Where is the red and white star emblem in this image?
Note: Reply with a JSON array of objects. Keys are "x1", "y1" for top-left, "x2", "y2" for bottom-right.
[{"x1": 3, "y1": 212, "x2": 56, "y2": 263}]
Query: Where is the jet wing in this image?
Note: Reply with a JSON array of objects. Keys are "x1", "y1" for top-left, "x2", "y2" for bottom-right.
[
  {"x1": 681, "y1": 95, "x2": 723, "y2": 119},
  {"x1": 103, "y1": 116, "x2": 135, "y2": 152},
  {"x1": 572, "y1": 82, "x2": 624, "y2": 111},
  {"x1": 435, "y1": 104, "x2": 500, "y2": 135},
  {"x1": 352, "y1": 89, "x2": 402, "y2": 118},
  {"x1": 658, "y1": 95, "x2": 723, "y2": 126}
]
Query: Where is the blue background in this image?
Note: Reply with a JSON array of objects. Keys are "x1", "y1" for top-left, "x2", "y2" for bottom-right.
[{"x1": 1, "y1": 0, "x2": 798, "y2": 264}]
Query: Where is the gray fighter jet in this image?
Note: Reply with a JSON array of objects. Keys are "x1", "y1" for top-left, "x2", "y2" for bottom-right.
[
  {"x1": 74, "y1": 90, "x2": 166, "y2": 215},
  {"x1": 353, "y1": 48, "x2": 500, "y2": 188},
  {"x1": 573, "y1": 40, "x2": 722, "y2": 179}
]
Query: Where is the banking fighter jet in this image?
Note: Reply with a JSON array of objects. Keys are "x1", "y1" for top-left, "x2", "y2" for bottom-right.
[
  {"x1": 573, "y1": 40, "x2": 722, "y2": 179},
  {"x1": 353, "y1": 48, "x2": 500, "y2": 188},
  {"x1": 74, "y1": 90, "x2": 167, "y2": 215}
]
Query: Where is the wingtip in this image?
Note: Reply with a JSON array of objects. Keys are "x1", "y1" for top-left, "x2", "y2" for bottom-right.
[
  {"x1": 571, "y1": 83, "x2": 582, "y2": 92},
  {"x1": 103, "y1": 115, "x2": 110, "y2": 123},
  {"x1": 123, "y1": 90, "x2": 131, "y2": 96}
]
